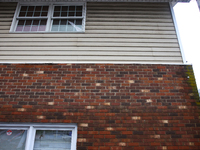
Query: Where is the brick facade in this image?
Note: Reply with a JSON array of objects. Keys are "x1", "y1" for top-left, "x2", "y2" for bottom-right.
[{"x1": 0, "y1": 64, "x2": 200, "y2": 150}]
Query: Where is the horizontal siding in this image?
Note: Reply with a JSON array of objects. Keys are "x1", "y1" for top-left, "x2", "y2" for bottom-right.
[{"x1": 0, "y1": 2, "x2": 183, "y2": 63}]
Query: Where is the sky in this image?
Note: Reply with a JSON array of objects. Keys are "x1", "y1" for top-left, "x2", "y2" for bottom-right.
[{"x1": 173, "y1": 0, "x2": 200, "y2": 90}]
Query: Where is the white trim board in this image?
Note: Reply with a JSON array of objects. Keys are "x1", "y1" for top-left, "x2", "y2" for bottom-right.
[
  {"x1": 0, "y1": 0, "x2": 191, "y2": 3},
  {"x1": 0, "y1": 61, "x2": 189, "y2": 65},
  {"x1": 169, "y1": 2, "x2": 187, "y2": 64}
]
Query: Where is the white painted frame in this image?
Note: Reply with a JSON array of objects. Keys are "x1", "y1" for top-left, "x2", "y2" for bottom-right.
[
  {"x1": 0, "y1": 123, "x2": 78, "y2": 150},
  {"x1": 169, "y1": 2, "x2": 187, "y2": 64},
  {"x1": 10, "y1": 2, "x2": 86, "y2": 33}
]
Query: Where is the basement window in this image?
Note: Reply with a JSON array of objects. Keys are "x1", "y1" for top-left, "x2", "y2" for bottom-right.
[
  {"x1": 0, "y1": 123, "x2": 77, "y2": 150},
  {"x1": 10, "y1": 3, "x2": 86, "y2": 32}
]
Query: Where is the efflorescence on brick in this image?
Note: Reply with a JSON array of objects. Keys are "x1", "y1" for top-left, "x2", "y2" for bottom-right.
[{"x1": 0, "y1": 64, "x2": 200, "y2": 150}]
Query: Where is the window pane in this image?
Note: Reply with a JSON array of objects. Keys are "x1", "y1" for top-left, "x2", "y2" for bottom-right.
[
  {"x1": 38, "y1": 26, "x2": 46, "y2": 31},
  {"x1": 54, "y1": 6, "x2": 61, "y2": 11},
  {"x1": 16, "y1": 20, "x2": 25, "y2": 32},
  {"x1": 25, "y1": 20, "x2": 32, "y2": 25},
  {"x1": 0, "y1": 130, "x2": 27, "y2": 150},
  {"x1": 76, "y1": 12, "x2": 82, "y2": 17},
  {"x1": 18, "y1": 20, "x2": 25, "y2": 25},
  {"x1": 19, "y1": 12, "x2": 26, "y2": 17},
  {"x1": 42, "y1": 6, "x2": 49, "y2": 11},
  {"x1": 76, "y1": 6, "x2": 82, "y2": 11},
  {"x1": 69, "y1": 6, "x2": 75, "y2": 11},
  {"x1": 60, "y1": 20, "x2": 67, "y2": 31},
  {"x1": 51, "y1": 25, "x2": 59, "y2": 31},
  {"x1": 68, "y1": 12, "x2": 75, "y2": 16},
  {"x1": 41, "y1": 12, "x2": 48, "y2": 16},
  {"x1": 76, "y1": 19, "x2": 82, "y2": 25},
  {"x1": 31, "y1": 26, "x2": 38, "y2": 31},
  {"x1": 53, "y1": 12, "x2": 60, "y2": 17},
  {"x1": 27, "y1": 11, "x2": 33, "y2": 17},
  {"x1": 24, "y1": 26, "x2": 31, "y2": 31},
  {"x1": 62, "y1": 6, "x2": 68, "y2": 11},
  {"x1": 20, "y1": 6, "x2": 27, "y2": 11},
  {"x1": 61, "y1": 11, "x2": 67, "y2": 17},
  {"x1": 35, "y1": 6, "x2": 42, "y2": 11},
  {"x1": 51, "y1": 19, "x2": 60, "y2": 31},
  {"x1": 16, "y1": 26, "x2": 23, "y2": 31},
  {"x1": 38, "y1": 20, "x2": 47, "y2": 31},
  {"x1": 28, "y1": 6, "x2": 34, "y2": 11},
  {"x1": 34, "y1": 11, "x2": 40, "y2": 17},
  {"x1": 53, "y1": 19, "x2": 60, "y2": 25},
  {"x1": 33, "y1": 130, "x2": 72, "y2": 150},
  {"x1": 33, "y1": 20, "x2": 39, "y2": 25}
]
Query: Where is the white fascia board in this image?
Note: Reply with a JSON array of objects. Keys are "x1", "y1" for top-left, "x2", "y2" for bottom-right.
[
  {"x1": 0, "y1": 0, "x2": 191, "y2": 2},
  {"x1": 169, "y1": 2, "x2": 187, "y2": 64},
  {"x1": 197, "y1": 0, "x2": 200, "y2": 11},
  {"x1": 0, "y1": 61, "x2": 190, "y2": 65}
]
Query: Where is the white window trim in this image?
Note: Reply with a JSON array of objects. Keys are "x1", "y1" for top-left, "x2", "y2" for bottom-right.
[
  {"x1": 10, "y1": 2, "x2": 86, "y2": 33},
  {"x1": 0, "y1": 123, "x2": 78, "y2": 150}
]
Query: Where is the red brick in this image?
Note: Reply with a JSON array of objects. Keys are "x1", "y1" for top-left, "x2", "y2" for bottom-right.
[
  {"x1": 0, "y1": 64, "x2": 199, "y2": 150},
  {"x1": 129, "y1": 143, "x2": 139, "y2": 146},
  {"x1": 99, "y1": 147, "x2": 110, "y2": 150},
  {"x1": 105, "y1": 135, "x2": 116, "y2": 138},
  {"x1": 99, "y1": 131, "x2": 110, "y2": 135}
]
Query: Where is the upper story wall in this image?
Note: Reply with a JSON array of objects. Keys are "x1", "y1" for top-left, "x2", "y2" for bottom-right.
[{"x1": 0, "y1": 2, "x2": 183, "y2": 63}]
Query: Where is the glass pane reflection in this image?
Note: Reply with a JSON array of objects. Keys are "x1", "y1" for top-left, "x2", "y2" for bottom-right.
[
  {"x1": 0, "y1": 130, "x2": 27, "y2": 150},
  {"x1": 33, "y1": 130, "x2": 72, "y2": 150}
]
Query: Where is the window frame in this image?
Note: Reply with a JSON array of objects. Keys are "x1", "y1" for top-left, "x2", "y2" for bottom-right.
[
  {"x1": 10, "y1": 2, "x2": 86, "y2": 33},
  {"x1": 0, "y1": 123, "x2": 78, "y2": 150}
]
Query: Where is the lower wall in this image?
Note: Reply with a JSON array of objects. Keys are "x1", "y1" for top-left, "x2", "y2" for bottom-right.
[{"x1": 0, "y1": 64, "x2": 200, "y2": 150}]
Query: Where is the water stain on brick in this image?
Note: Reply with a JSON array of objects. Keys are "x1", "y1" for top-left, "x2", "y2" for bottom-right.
[
  {"x1": 75, "y1": 92, "x2": 82, "y2": 96},
  {"x1": 146, "y1": 99, "x2": 152, "y2": 103},
  {"x1": 77, "y1": 138, "x2": 87, "y2": 142},
  {"x1": 108, "y1": 86, "x2": 116, "y2": 90},
  {"x1": 22, "y1": 74, "x2": 28, "y2": 77},
  {"x1": 160, "y1": 120, "x2": 168, "y2": 124},
  {"x1": 85, "y1": 106, "x2": 94, "y2": 109},
  {"x1": 178, "y1": 106, "x2": 187, "y2": 109},
  {"x1": 119, "y1": 142, "x2": 126, "y2": 146},
  {"x1": 48, "y1": 102, "x2": 54, "y2": 105},
  {"x1": 150, "y1": 135, "x2": 160, "y2": 139},
  {"x1": 189, "y1": 93, "x2": 194, "y2": 96},
  {"x1": 128, "y1": 80, "x2": 134, "y2": 83},
  {"x1": 175, "y1": 86, "x2": 183, "y2": 90},
  {"x1": 37, "y1": 116, "x2": 45, "y2": 119},
  {"x1": 17, "y1": 108, "x2": 26, "y2": 112},
  {"x1": 36, "y1": 71, "x2": 44, "y2": 74},
  {"x1": 141, "y1": 89, "x2": 150, "y2": 93},
  {"x1": 96, "y1": 83, "x2": 101, "y2": 86},
  {"x1": 189, "y1": 142, "x2": 194, "y2": 146},
  {"x1": 105, "y1": 127, "x2": 114, "y2": 131},
  {"x1": 103, "y1": 103, "x2": 110, "y2": 106},
  {"x1": 132, "y1": 116, "x2": 141, "y2": 120},
  {"x1": 86, "y1": 68, "x2": 94, "y2": 71},
  {"x1": 79, "y1": 123, "x2": 88, "y2": 127}
]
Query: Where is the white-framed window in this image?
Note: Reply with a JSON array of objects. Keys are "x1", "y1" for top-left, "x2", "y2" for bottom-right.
[
  {"x1": 0, "y1": 123, "x2": 77, "y2": 150},
  {"x1": 10, "y1": 2, "x2": 86, "y2": 32}
]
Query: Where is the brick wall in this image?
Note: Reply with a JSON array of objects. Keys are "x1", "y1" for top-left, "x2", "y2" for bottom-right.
[{"x1": 0, "y1": 64, "x2": 200, "y2": 150}]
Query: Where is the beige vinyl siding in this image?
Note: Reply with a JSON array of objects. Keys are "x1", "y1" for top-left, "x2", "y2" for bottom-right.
[{"x1": 0, "y1": 2, "x2": 183, "y2": 63}]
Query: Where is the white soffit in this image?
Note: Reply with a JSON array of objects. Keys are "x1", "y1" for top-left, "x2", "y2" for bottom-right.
[{"x1": 0, "y1": 0, "x2": 191, "y2": 3}]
